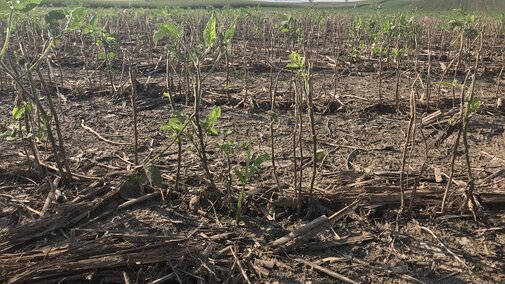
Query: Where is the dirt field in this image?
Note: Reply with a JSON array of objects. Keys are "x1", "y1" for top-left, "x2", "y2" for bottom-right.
[{"x1": 0, "y1": 9, "x2": 504, "y2": 283}]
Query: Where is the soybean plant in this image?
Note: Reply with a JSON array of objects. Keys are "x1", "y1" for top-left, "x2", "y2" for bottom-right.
[
  {"x1": 0, "y1": 1, "x2": 80, "y2": 184},
  {"x1": 234, "y1": 134, "x2": 269, "y2": 223},
  {"x1": 218, "y1": 130, "x2": 246, "y2": 203},
  {"x1": 287, "y1": 51, "x2": 318, "y2": 214},
  {"x1": 161, "y1": 110, "x2": 190, "y2": 193},
  {"x1": 155, "y1": 15, "x2": 233, "y2": 193},
  {"x1": 441, "y1": 28, "x2": 483, "y2": 214}
]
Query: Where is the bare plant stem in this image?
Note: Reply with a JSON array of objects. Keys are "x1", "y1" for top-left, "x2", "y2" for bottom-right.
[
  {"x1": 304, "y1": 64, "x2": 317, "y2": 212},
  {"x1": 269, "y1": 68, "x2": 281, "y2": 189},
  {"x1": 394, "y1": 35, "x2": 401, "y2": 111},
  {"x1": 296, "y1": 80, "x2": 304, "y2": 214},
  {"x1": 495, "y1": 52, "x2": 504, "y2": 107},
  {"x1": 193, "y1": 59, "x2": 217, "y2": 192},
  {"x1": 165, "y1": 51, "x2": 176, "y2": 110},
  {"x1": 225, "y1": 49, "x2": 231, "y2": 102},
  {"x1": 425, "y1": 28, "x2": 432, "y2": 110},
  {"x1": 462, "y1": 75, "x2": 477, "y2": 211},
  {"x1": 175, "y1": 136, "x2": 182, "y2": 193},
  {"x1": 243, "y1": 41, "x2": 249, "y2": 107},
  {"x1": 400, "y1": 79, "x2": 419, "y2": 211},
  {"x1": 290, "y1": 76, "x2": 300, "y2": 215},
  {"x1": 452, "y1": 34, "x2": 464, "y2": 108},
  {"x1": 23, "y1": 110, "x2": 44, "y2": 178},
  {"x1": 409, "y1": 124, "x2": 428, "y2": 213},
  {"x1": 440, "y1": 71, "x2": 471, "y2": 213},
  {"x1": 35, "y1": 68, "x2": 73, "y2": 184},
  {"x1": 333, "y1": 40, "x2": 340, "y2": 99},
  {"x1": 378, "y1": 40, "x2": 383, "y2": 104},
  {"x1": 129, "y1": 66, "x2": 139, "y2": 166},
  {"x1": 462, "y1": 30, "x2": 483, "y2": 212}
]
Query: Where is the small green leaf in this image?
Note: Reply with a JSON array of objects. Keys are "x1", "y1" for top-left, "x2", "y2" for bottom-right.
[
  {"x1": 154, "y1": 22, "x2": 181, "y2": 45},
  {"x1": 236, "y1": 153, "x2": 269, "y2": 186},
  {"x1": 45, "y1": 10, "x2": 66, "y2": 24},
  {"x1": 208, "y1": 106, "x2": 221, "y2": 122},
  {"x1": 467, "y1": 98, "x2": 482, "y2": 113},
  {"x1": 0, "y1": 0, "x2": 10, "y2": 11},
  {"x1": 235, "y1": 169, "x2": 247, "y2": 186},
  {"x1": 224, "y1": 20, "x2": 236, "y2": 45},
  {"x1": 161, "y1": 116, "x2": 186, "y2": 134},
  {"x1": 278, "y1": 14, "x2": 292, "y2": 33},
  {"x1": 120, "y1": 174, "x2": 144, "y2": 200},
  {"x1": 208, "y1": 128, "x2": 219, "y2": 136},
  {"x1": 287, "y1": 51, "x2": 305, "y2": 69},
  {"x1": 202, "y1": 106, "x2": 221, "y2": 135},
  {"x1": 144, "y1": 163, "x2": 163, "y2": 188},
  {"x1": 45, "y1": 9, "x2": 67, "y2": 38},
  {"x1": 203, "y1": 15, "x2": 217, "y2": 51},
  {"x1": 316, "y1": 149, "x2": 326, "y2": 162},
  {"x1": 219, "y1": 141, "x2": 235, "y2": 152},
  {"x1": 249, "y1": 153, "x2": 270, "y2": 174},
  {"x1": 12, "y1": 105, "x2": 25, "y2": 120},
  {"x1": 12, "y1": 0, "x2": 41, "y2": 12},
  {"x1": 89, "y1": 14, "x2": 98, "y2": 27},
  {"x1": 98, "y1": 50, "x2": 116, "y2": 61},
  {"x1": 67, "y1": 7, "x2": 86, "y2": 31}
]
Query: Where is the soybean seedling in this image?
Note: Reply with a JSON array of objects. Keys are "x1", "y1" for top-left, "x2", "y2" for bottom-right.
[
  {"x1": 218, "y1": 130, "x2": 247, "y2": 204},
  {"x1": 155, "y1": 15, "x2": 234, "y2": 193},
  {"x1": 160, "y1": 110, "x2": 190, "y2": 193},
  {"x1": 234, "y1": 134, "x2": 269, "y2": 223}
]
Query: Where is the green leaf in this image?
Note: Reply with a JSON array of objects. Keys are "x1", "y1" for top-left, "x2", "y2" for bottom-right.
[
  {"x1": 82, "y1": 14, "x2": 99, "y2": 36},
  {"x1": 203, "y1": 15, "x2": 217, "y2": 51},
  {"x1": 316, "y1": 149, "x2": 326, "y2": 162},
  {"x1": 98, "y1": 50, "x2": 116, "y2": 61},
  {"x1": 120, "y1": 174, "x2": 145, "y2": 200},
  {"x1": 89, "y1": 14, "x2": 98, "y2": 27},
  {"x1": 161, "y1": 111, "x2": 188, "y2": 137},
  {"x1": 249, "y1": 153, "x2": 270, "y2": 175},
  {"x1": 207, "y1": 106, "x2": 221, "y2": 123},
  {"x1": 467, "y1": 97, "x2": 482, "y2": 113},
  {"x1": 202, "y1": 106, "x2": 221, "y2": 135},
  {"x1": 0, "y1": 0, "x2": 10, "y2": 11},
  {"x1": 12, "y1": 0, "x2": 41, "y2": 12},
  {"x1": 219, "y1": 141, "x2": 235, "y2": 152},
  {"x1": 161, "y1": 117, "x2": 183, "y2": 132},
  {"x1": 154, "y1": 22, "x2": 181, "y2": 45},
  {"x1": 236, "y1": 153, "x2": 269, "y2": 186},
  {"x1": 235, "y1": 169, "x2": 247, "y2": 186},
  {"x1": 224, "y1": 20, "x2": 236, "y2": 45},
  {"x1": 45, "y1": 10, "x2": 67, "y2": 37},
  {"x1": 12, "y1": 105, "x2": 25, "y2": 120},
  {"x1": 67, "y1": 7, "x2": 86, "y2": 31},
  {"x1": 45, "y1": 9, "x2": 66, "y2": 24},
  {"x1": 222, "y1": 129, "x2": 232, "y2": 136},
  {"x1": 144, "y1": 163, "x2": 163, "y2": 188},
  {"x1": 287, "y1": 51, "x2": 304, "y2": 69},
  {"x1": 278, "y1": 14, "x2": 292, "y2": 33}
]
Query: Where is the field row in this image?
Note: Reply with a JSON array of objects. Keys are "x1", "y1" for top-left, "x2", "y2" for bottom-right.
[{"x1": 40, "y1": 0, "x2": 505, "y2": 13}]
